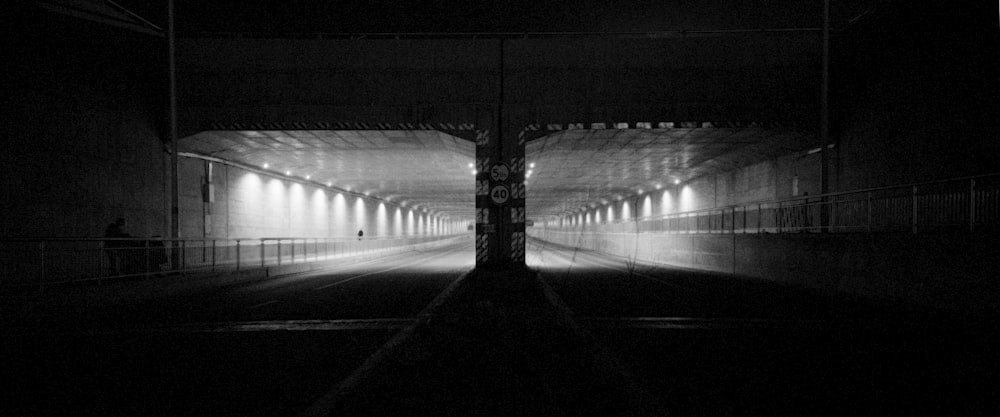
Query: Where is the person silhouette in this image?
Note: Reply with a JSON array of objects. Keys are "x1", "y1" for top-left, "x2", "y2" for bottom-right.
[{"x1": 357, "y1": 229, "x2": 364, "y2": 240}]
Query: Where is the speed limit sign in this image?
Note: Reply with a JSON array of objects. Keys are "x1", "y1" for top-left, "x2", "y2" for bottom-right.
[
  {"x1": 490, "y1": 185, "x2": 510, "y2": 205},
  {"x1": 490, "y1": 163, "x2": 510, "y2": 182}
]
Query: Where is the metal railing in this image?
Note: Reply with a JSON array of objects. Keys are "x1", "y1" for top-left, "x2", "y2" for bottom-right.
[
  {"x1": 547, "y1": 173, "x2": 1000, "y2": 235},
  {"x1": 0, "y1": 234, "x2": 465, "y2": 287}
]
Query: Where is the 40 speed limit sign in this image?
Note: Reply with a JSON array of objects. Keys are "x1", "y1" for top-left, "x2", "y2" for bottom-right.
[{"x1": 490, "y1": 185, "x2": 510, "y2": 205}]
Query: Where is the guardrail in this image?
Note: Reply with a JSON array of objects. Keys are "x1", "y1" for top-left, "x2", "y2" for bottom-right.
[
  {"x1": 0, "y1": 234, "x2": 465, "y2": 287},
  {"x1": 546, "y1": 173, "x2": 1000, "y2": 235}
]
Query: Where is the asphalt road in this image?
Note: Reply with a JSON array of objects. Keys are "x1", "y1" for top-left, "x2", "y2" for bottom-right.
[
  {"x1": 3, "y1": 241, "x2": 474, "y2": 416},
  {"x1": 528, "y1": 238, "x2": 998, "y2": 417},
  {"x1": 3, "y1": 239, "x2": 996, "y2": 416}
]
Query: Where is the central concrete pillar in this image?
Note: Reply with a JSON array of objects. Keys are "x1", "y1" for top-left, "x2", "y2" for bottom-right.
[{"x1": 475, "y1": 119, "x2": 526, "y2": 269}]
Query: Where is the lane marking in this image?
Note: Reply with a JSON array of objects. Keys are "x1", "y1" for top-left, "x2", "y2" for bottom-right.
[
  {"x1": 22, "y1": 319, "x2": 420, "y2": 336},
  {"x1": 247, "y1": 300, "x2": 279, "y2": 309},
  {"x1": 530, "y1": 241, "x2": 697, "y2": 292},
  {"x1": 580, "y1": 316, "x2": 837, "y2": 330},
  {"x1": 311, "y1": 248, "x2": 458, "y2": 290},
  {"x1": 297, "y1": 269, "x2": 473, "y2": 417}
]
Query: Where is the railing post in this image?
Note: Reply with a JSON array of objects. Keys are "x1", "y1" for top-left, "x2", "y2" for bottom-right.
[
  {"x1": 235, "y1": 239, "x2": 241, "y2": 271},
  {"x1": 145, "y1": 240, "x2": 151, "y2": 275},
  {"x1": 731, "y1": 208, "x2": 736, "y2": 234},
  {"x1": 260, "y1": 239, "x2": 266, "y2": 268},
  {"x1": 912, "y1": 186, "x2": 918, "y2": 234},
  {"x1": 39, "y1": 241, "x2": 46, "y2": 289},
  {"x1": 867, "y1": 192, "x2": 873, "y2": 233},
  {"x1": 181, "y1": 240, "x2": 186, "y2": 270},
  {"x1": 98, "y1": 240, "x2": 106, "y2": 278},
  {"x1": 777, "y1": 202, "x2": 783, "y2": 233},
  {"x1": 277, "y1": 240, "x2": 282, "y2": 266},
  {"x1": 211, "y1": 239, "x2": 216, "y2": 272},
  {"x1": 970, "y1": 178, "x2": 976, "y2": 232},
  {"x1": 291, "y1": 239, "x2": 296, "y2": 263},
  {"x1": 757, "y1": 204, "x2": 762, "y2": 233}
]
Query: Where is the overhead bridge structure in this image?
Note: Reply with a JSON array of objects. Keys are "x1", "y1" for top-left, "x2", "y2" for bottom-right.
[{"x1": 3, "y1": 1, "x2": 999, "y2": 416}]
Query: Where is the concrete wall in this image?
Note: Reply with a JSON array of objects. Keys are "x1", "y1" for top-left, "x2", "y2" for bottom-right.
[
  {"x1": 552, "y1": 151, "x2": 822, "y2": 229},
  {"x1": 1, "y1": 6, "x2": 168, "y2": 238},
  {"x1": 530, "y1": 229, "x2": 1000, "y2": 314},
  {"x1": 178, "y1": 157, "x2": 463, "y2": 239},
  {"x1": 830, "y1": 1, "x2": 1000, "y2": 190}
]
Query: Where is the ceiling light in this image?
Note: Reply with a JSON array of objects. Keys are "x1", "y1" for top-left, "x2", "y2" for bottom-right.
[
  {"x1": 305, "y1": 175, "x2": 311, "y2": 180},
  {"x1": 655, "y1": 184, "x2": 662, "y2": 190},
  {"x1": 326, "y1": 182, "x2": 332, "y2": 187},
  {"x1": 529, "y1": 162, "x2": 535, "y2": 168},
  {"x1": 472, "y1": 170, "x2": 478, "y2": 175},
  {"x1": 263, "y1": 163, "x2": 269, "y2": 169},
  {"x1": 285, "y1": 171, "x2": 291, "y2": 176},
  {"x1": 468, "y1": 163, "x2": 474, "y2": 168},
  {"x1": 674, "y1": 179, "x2": 681, "y2": 185}
]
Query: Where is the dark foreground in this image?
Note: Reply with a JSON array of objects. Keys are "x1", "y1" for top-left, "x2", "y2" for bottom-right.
[{"x1": 3, "y1": 244, "x2": 998, "y2": 416}]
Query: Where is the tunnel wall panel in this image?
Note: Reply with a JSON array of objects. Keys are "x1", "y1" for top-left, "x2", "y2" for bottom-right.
[
  {"x1": 178, "y1": 159, "x2": 461, "y2": 239},
  {"x1": 530, "y1": 229, "x2": 1000, "y2": 314}
]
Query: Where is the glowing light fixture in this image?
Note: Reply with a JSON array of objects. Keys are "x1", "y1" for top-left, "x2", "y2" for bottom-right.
[
  {"x1": 305, "y1": 175, "x2": 311, "y2": 180},
  {"x1": 263, "y1": 163, "x2": 269, "y2": 169},
  {"x1": 468, "y1": 163, "x2": 474, "y2": 168},
  {"x1": 326, "y1": 182, "x2": 332, "y2": 187},
  {"x1": 674, "y1": 179, "x2": 681, "y2": 185},
  {"x1": 472, "y1": 170, "x2": 478, "y2": 175},
  {"x1": 529, "y1": 162, "x2": 535, "y2": 168},
  {"x1": 285, "y1": 171, "x2": 291, "y2": 176}
]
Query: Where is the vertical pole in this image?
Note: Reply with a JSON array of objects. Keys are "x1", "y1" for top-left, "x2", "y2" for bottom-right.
[
  {"x1": 235, "y1": 239, "x2": 240, "y2": 271},
  {"x1": 777, "y1": 202, "x2": 783, "y2": 233},
  {"x1": 819, "y1": 0, "x2": 831, "y2": 233},
  {"x1": 211, "y1": 239, "x2": 216, "y2": 272},
  {"x1": 912, "y1": 186, "x2": 919, "y2": 233},
  {"x1": 168, "y1": 0, "x2": 181, "y2": 269},
  {"x1": 277, "y1": 240, "x2": 282, "y2": 265},
  {"x1": 39, "y1": 241, "x2": 46, "y2": 289},
  {"x1": 866, "y1": 192, "x2": 873, "y2": 232},
  {"x1": 260, "y1": 240, "x2": 265, "y2": 268},
  {"x1": 757, "y1": 204, "x2": 762, "y2": 233},
  {"x1": 970, "y1": 179, "x2": 976, "y2": 232}
]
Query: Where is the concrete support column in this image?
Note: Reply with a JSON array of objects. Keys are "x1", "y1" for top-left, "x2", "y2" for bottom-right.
[{"x1": 475, "y1": 120, "x2": 526, "y2": 269}]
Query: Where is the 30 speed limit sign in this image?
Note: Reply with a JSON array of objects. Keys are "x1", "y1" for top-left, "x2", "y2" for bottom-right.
[{"x1": 490, "y1": 185, "x2": 510, "y2": 205}]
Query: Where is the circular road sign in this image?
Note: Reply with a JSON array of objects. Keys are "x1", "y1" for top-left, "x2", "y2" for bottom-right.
[
  {"x1": 490, "y1": 163, "x2": 510, "y2": 182},
  {"x1": 490, "y1": 185, "x2": 510, "y2": 205}
]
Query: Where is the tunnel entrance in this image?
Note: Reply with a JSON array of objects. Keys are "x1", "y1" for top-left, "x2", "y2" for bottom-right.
[{"x1": 177, "y1": 129, "x2": 475, "y2": 248}]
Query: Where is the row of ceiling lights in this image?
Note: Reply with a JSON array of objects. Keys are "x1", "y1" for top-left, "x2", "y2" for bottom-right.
[
  {"x1": 260, "y1": 162, "x2": 434, "y2": 214},
  {"x1": 566, "y1": 178, "x2": 684, "y2": 215},
  {"x1": 467, "y1": 161, "x2": 537, "y2": 176}
]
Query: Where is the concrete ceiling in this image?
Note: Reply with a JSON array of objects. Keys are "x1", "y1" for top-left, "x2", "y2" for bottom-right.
[
  {"x1": 182, "y1": 126, "x2": 815, "y2": 223},
  {"x1": 526, "y1": 127, "x2": 815, "y2": 217}
]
